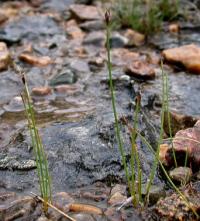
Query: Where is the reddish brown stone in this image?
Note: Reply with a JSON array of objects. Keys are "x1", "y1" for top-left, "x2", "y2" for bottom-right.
[
  {"x1": 54, "y1": 84, "x2": 80, "y2": 95},
  {"x1": 19, "y1": 53, "x2": 53, "y2": 66},
  {"x1": 124, "y1": 29, "x2": 145, "y2": 46},
  {"x1": 168, "y1": 23, "x2": 179, "y2": 33},
  {"x1": 32, "y1": 87, "x2": 52, "y2": 96},
  {"x1": 162, "y1": 44, "x2": 200, "y2": 74},
  {"x1": 69, "y1": 4, "x2": 102, "y2": 21},
  {"x1": 124, "y1": 60, "x2": 156, "y2": 80},
  {"x1": 66, "y1": 19, "x2": 85, "y2": 40}
]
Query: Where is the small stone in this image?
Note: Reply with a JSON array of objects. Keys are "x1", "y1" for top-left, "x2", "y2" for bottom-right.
[
  {"x1": 32, "y1": 87, "x2": 52, "y2": 96},
  {"x1": 173, "y1": 120, "x2": 200, "y2": 167},
  {"x1": 108, "y1": 192, "x2": 127, "y2": 205},
  {"x1": 162, "y1": 44, "x2": 200, "y2": 74},
  {"x1": 54, "y1": 84, "x2": 80, "y2": 95},
  {"x1": 0, "y1": 42, "x2": 10, "y2": 71},
  {"x1": 124, "y1": 29, "x2": 145, "y2": 46},
  {"x1": 110, "y1": 184, "x2": 127, "y2": 196},
  {"x1": 89, "y1": 57, "x2": 104, "y2": 68},
  {"x1": 19, "y1": 53, "x2": 53, "y2": 66},
  {"x1": 3, "y1": 96, "x2": 24, "y2": 113},
  {"x1": 124, "y1": 60, "x2": 156, "y2": 80},
  {"x1": 169, "y1": 167, "x2": 192, "y2": 184},
  {"x1": 169, "y1": 23, "x2": 179, "y2": 33},
  {"x1": 66, "y1": 19, "x2": 85, "y2": 40},
  {"x1": 164, "y1": 111, "x2": 197, "y2": 136},
  {"x1": 72, "y1": 213, "x2": 95, "y2": 221},
  {"x1": 69, "y1": 4, "x2": 102, "y2": 21},
  {"x1": 37, "y1": 217, "x2": 49, "y2": 221},
  {"x1": 80, "y1": 20, "x2": 104, "y2": 31},
  {"x1": 49, "y1": 70, "x2": 77, "y2": 86},
  {"x1": 159, "y1": 144, "x2": 171, "y2": 166},
  {"x1": 110, "y1": 32, "x2": 129, "y2": 48}
]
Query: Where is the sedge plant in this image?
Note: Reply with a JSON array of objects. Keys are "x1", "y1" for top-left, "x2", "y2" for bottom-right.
[
  {"x1": 105, "y1": 12, "x2": 199, "y2": 219},
  {"x1": 12, "y1": 62, "x2": 52, "y2": 213}
]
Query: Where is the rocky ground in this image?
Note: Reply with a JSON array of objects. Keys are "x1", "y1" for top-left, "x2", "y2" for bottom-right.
[{"x1": 0, "y1": 0, "x2": 200, "y2": 220}]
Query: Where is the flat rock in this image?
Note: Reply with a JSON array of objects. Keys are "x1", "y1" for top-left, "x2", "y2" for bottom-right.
[
  {"x1": 80, "y1": 20, "x2": 104, "y2": 31},
  {"x1": 19, "y1": 53, "x2": 53, "y2": 66},
  {"x1": 0, "y1": 42, "x2": 10, "y2": 71},
  {"x1": 32, "y1": 87, "x2": 52, "y2": 96},
  {"x1": 124, "y1": 60, "x2": 156, "y2": 80},
  {"x1": 49, "y1": 69, "x2": 77, "y2": 86},
  {"x1": 0, "y1": 15, "x2": 62, "y2": 44},
  {"x1": 162, "y1": 44, "x2": 200, "y2": 74},
  {"x1": 69, "y1": 4, "x2": 102, "y2": 21},
  {"x1": 0, "y1": 154, "x2": 36, "y2": 170}
]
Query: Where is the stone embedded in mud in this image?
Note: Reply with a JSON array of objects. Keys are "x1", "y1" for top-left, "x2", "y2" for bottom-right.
[
  {"x1": 49, "y1": 69, "x2": 77, "y2": 86},
  {"x1": 173, "y1": 120, "x2": 200, "y2": 168},
  {"x1": 19, "y1": 53, "x2": 53, "y2": 67},
  {"x1": 162, "y1": 44, "x2": 200, "y2": 74},
  {"x1": 124, "y1": 60, "x2": 156, "y2": 80},
  {"x1": 169, "y1": 167, "x2": 192, "y2": 184},
  {"x1": 0, "y1": 42, "x2": 10, "y2": 71},
  {"x1": 163, "y1": 111, "x2": 197, "y2": 136},
  {"x1": 69, "y1": 4, "x2": 102, "y2": 21},
  {"x1": 32, "y1": 87, "x2": 52, "y2": 96},
  {"x1": 124, "y1": 29, "x2": 145, "y2": 46},
  {"x1": 72, "y1": 213, "x2": 96, "y2": 221}
]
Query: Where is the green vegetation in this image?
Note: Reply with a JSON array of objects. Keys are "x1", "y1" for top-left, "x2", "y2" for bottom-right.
[
  {"x1": 12, "y1": 62, "x2": 52, "y2": 213},
  {"x1": 105, "y1": 11, "x2": 199, "y2": 219},
  {"x1": 111, "y1": 0, "x2": 180, "y2": 35}
]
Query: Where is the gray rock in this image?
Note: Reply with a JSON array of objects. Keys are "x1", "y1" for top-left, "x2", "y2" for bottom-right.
[
  {"x1": 0, "y1": 15, "x2": 62, "y2": 44},
  {"x1": 80, "y1": 20, "x2": 104, "y2": 31},
  {"x1": 110, "y1": 33, "x2": 129, "y2": 48},
  {"x1": 0, "y1": 154, "x2": 36, "y2": 170},
  {"x1": 169, "y1": 167, "x2": 192, "y2": 184},
  {"x1": 49, "y1": 69, "x2": 77, "y2": 86},
  {"x1": 83, "y1": 31, "x2": 105, "y2": 47}
]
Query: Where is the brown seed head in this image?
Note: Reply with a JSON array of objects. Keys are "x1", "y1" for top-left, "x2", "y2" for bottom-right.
[{"x1": 105, "y1": 10, "x2": 110, "y2": 25}]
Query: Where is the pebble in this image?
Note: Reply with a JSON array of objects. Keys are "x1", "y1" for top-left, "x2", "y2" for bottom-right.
[
  {"x1": 169, "y1": 167, "x2": 192, "y2": 184},
  {"x1": 69, "y1": 4, "x2": 102, "y2": 21},
  {"x1": 162, "y1": 44, "x2": 200, "y2": 74},
  {"x1": 124, "y1": 29, "x2": 145, "y2": 46},
  {"x1": 19, "y1": 53, "x2": 53, "y2": 66},
  {"x1": 32, "y1": 87, "x2": 52, "y2": 96},
  {"x1": 49, "y1": 69, "x2": 77, "y2": 86},
  {"x1": 124, "y1": 60, "x2": 156, "y2": 80},
  {"x1": 83, "y1": 31, "x2": 105, "y2": 47},
  {"x1": 0, "y1": 42, "x2": 10, "y2": 71}
]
